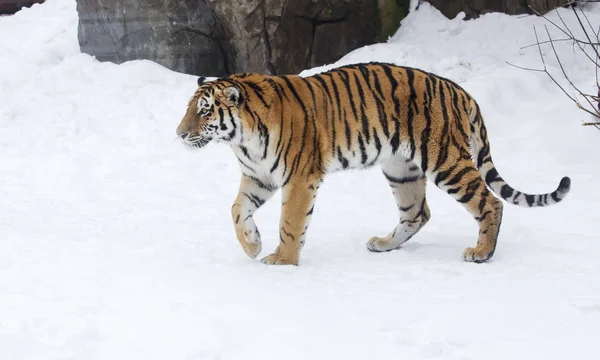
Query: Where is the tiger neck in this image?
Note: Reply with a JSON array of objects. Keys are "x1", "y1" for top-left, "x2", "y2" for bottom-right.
[{"x1": 231, "y1": 127, "x2": 269, "y2": 165}]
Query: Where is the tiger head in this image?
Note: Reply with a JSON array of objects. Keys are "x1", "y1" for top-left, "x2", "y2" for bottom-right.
[{"x1": 176, "y1": 76, "x2": 244, "y2": 149}]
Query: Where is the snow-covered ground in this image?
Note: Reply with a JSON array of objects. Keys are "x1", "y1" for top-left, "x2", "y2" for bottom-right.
[{"x1": 1, "y1": 1, "x2": 599, "y2": 359}]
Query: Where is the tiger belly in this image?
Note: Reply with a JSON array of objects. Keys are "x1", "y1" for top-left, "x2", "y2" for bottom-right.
[{"x1": 324, "y1": 136, "x2": 400, "y2": 173}]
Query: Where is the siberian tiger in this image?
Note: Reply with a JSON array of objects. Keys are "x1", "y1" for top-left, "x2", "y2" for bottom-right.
[{"x1": 175, "y1": 62, "x2": 571, "y2": 266}]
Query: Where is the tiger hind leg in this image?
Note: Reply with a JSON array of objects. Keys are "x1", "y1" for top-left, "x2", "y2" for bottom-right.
[
  {"x1": 367, "y1": 157, "x2": 431, "y2": 252},
  {"x1": 432, "y1": 159, "x2": 504, "y2": 262}
]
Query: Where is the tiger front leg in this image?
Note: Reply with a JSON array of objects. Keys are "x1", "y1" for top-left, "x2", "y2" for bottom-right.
[
  {"x1": 231, "y1": 174, "x2": 277, "y2": 259},
  {"x1": 261, "y1": 176, "x2": 321, "y2": 266}
]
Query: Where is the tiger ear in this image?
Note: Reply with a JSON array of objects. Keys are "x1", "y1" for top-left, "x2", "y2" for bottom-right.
[
  {"x1": 224, "y1": 86, "x2": 243, "y2": 107},
  {"x1": 197, "y1": 76, "x2": 206, "y2": 86}
]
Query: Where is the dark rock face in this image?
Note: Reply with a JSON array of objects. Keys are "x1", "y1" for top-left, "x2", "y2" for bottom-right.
[
  {"x1": 76, "y1": 0, "x2": 231, "y2": 76},
  {"x1": 76, "y1": 0, "x2": 411, "y2": 77},
  {"x1": 0, "y1": 0, "x2": 44, "y2": 15},
  {"x1": 75, "y1": 0, "x2": 573, "y2": 76},
  {"x1": 424, "y1": 0, "x2": 571, "y2": 20}
]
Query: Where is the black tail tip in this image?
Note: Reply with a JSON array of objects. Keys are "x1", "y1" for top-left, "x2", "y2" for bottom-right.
[{"x1": 558, "y1": 176, "x2": 571, "y2": 192}]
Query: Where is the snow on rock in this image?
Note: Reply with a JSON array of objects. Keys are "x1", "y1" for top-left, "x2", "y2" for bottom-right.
[{"x1": 1, "y1": 1, "x2": 599, "y2": 359}]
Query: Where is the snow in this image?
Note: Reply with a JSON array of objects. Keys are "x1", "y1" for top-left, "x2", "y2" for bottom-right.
[{"x1": 1, "y1": 0, "x2": 599, "y2": 359}]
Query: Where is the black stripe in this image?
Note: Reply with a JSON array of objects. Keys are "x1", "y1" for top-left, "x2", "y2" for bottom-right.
[
  {"x1": 217, "y1": 108, "x2": 227, "y2": 131},
  {"x1": 239, "y1": 145, "x2": 254, "y2": 162},
  {"x1": 420, "y1": 79, "x2": 432, "y2": 172},
  {"x1": 337, "y1": 146, "x2": 349, "y2": 169},
  {"x1": 513, "y1": 191, "x2": 522, "y2": 204},
  {"x1": 344, "y1": 118, "x2": 352, "y2": 150},
  {"x1": 456, "y1": 189, "x2": 477, "y2": 203},
  {"x1": 245, "y1": 81, "x2": 270, "y2": 108},
  {"x1": 525, "y1": 194, "x2": 535, "y2": 207},
  {"x1": 447, "y1": 187, "x2": 460, "y2": 194},
  {"x1": 475, "y1": 210, "x2": 491, "y2": 222},
  {"x1": 398, "y1": 204, "x2": 415, "y2": 212},
  {"x1": 430, "y1": 74, "x2": 438, "y2": 97},
  {"x1": 238, "y1": 158, "x2": 256, "y2": 173},
  {"x1": 478, "y1": 194, "x2": 486, "y2": 213},
  {"x1": 337, "y1": 70, "x2": 360, "y2": 126},
  {"x1": 485, "y1": 168, "x2": 501, "y2": 185},
  {"x1": 279, "y1": 119, "x2": 295, "y2": 175},
  {"x1": 434, "y1": 164, "x2": 458, "y2": 186},
  {"x1": 313, "y1": 75, "x2": 337, "y2": 156},
  {"x1": 380, "y1": 65, "x2": 401, "y2": 153},
  {"x1": 261, "y1": 126, "x2": 270, "y2": 160},
  {"x1": 243, "y1": 193, "x2": 265, "y2": 208},
  {"x1": 405, "y1": 68, "x2": 417, "y2": 159},
  {"x1": 353, "y1": 72, "x2": 371, "y2": 142},
  {"x1": 445, "y1": 167, "x2": 476, "y2": 186},
  {"x1": 280, "y1": 227, "x2": 295, "y2": 242},
  {"x1": 366, "y1": 127, "x2": 382, "y2": 166},
  {"x1": 247, "y1": 175, "x2": 276, "y2": 191},
  {"x1": 358, "y1": 134, "x2": 368, "y2": 165},
  {"x1": 384, "y1": 172, "x2": 423, "y2": 184},
  {"x1": 536, "y1": 195, "x2": 544, "y2": 206},
  {"x1": 371, "y1": 69, "x2": 391, "y2": 138},
  {"x1": 500, "y1": 184, "x2": 513, "y2": 199},
  {"x1": 280, "y1": 76, "x2": 310, "y2": 185}
]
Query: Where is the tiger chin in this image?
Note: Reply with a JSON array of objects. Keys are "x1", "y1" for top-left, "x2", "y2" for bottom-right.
[{"x1": 175, "y1": 62, "x2": 571, "y2": 266}]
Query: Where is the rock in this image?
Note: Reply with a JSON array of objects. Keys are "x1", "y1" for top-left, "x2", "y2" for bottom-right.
[
  {"x1": 0, "y1": 0, "x2": 44, "y2": 15},
  {"x1": 75, "y1": 0, "x2": 411, "y2": 76},
  {"x1": 76, "y1": 0, "x2": 230, "y2": 76},
  {"x1": 423, "y1": 0, "x2": 572, "y2": 20}
]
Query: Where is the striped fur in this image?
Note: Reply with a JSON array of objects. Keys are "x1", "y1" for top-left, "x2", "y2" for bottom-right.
[{"x1": 176, "y1": 62, "x2": 571, "y2": 265}]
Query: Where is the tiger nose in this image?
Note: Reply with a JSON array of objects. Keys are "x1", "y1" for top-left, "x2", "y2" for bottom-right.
[{"x1": 177, "y1": 131, "x2": 188, "y2": 139}]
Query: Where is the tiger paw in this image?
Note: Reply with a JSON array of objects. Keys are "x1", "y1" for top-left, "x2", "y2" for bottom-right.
[
  {"x1": 366, "y1": 236, "x2": 402, "y2": 253},
  {"x1": 241, "y1": 238, "x2": 262, "y2": 259},
  {"x1": 462, "y1": 247, "x2": 494, "y2": 263},
  {"x1": 260, "y1": 253, "x2": 298, "y2": 266}
]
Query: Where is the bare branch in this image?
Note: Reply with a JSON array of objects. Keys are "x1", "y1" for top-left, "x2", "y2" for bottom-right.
[
  {"x1": 572, "y1": 4, "x2": 600, "y2": 60},
  {"x1": 505, "y1": 61, "x2": 546, "y2": 73},
  {"x1": 520, "y1": 37, "x2": 599, "y2": 50},
  {"x1": 516, "y1": 2, "x2": 600, "y2": 131},
  {"x1": 556, "y1": 7, "x2": 598, "y2": 63}
]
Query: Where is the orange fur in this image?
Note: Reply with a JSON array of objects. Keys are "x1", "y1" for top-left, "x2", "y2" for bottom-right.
[{"x1": 176, "y1": 62, "x2": 571, "y2": 265}]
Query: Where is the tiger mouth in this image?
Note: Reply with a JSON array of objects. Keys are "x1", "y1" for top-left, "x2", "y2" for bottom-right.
[{"x1": 185, "y1": 136, "x2": 212, "y2": 149}]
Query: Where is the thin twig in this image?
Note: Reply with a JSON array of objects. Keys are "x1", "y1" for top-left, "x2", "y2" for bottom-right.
[
  {"x1": 582, "y1": 118, "x2": 600, "y2": 131},
  {"x1": 504, "y1": 61, "x2": 546, "y2": 72},
  {"x1": 572, "y1": 4, "x2": 600, "y2": 60},
  {"x1": 529, "y1": 25, "x2": 582, "y2": 105},
  {"x1": 515, "y1": 2, "x2": 600, "y2": 130},
  {"x1": 545, "y1": 25, "x2": 590, "y2": 101},
  {"x1": 556, "y1": 7, "x2": 598, "y2": 63},
  {"x1": 578, "y1": 6, "x2": 600, "y2": 85},
  {"x1": 520, "y1": 37, "x2": 599, "y2": 50}
]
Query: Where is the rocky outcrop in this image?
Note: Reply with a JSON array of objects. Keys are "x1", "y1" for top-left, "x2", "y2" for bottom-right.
[
  {"x1": 76, "y1": 0, "x2": 411, "y2": 77},
  {"x1": 0, "y1": 0, "x2": 44, "y2": 15},
  {"x1": 76, "y1": 0, "x2": 232, "y2": 76},
  {"x1": 424, "y1": 0, "x2": 572, "y2": 20},
  {"x1": 77, "y1": 1, "x2": 568, "y2": 76}
]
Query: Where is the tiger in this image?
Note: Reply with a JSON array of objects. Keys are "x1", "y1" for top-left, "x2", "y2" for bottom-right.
[{"x1": 175, "y1": 62, "x2": 571, "y2": 266}]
